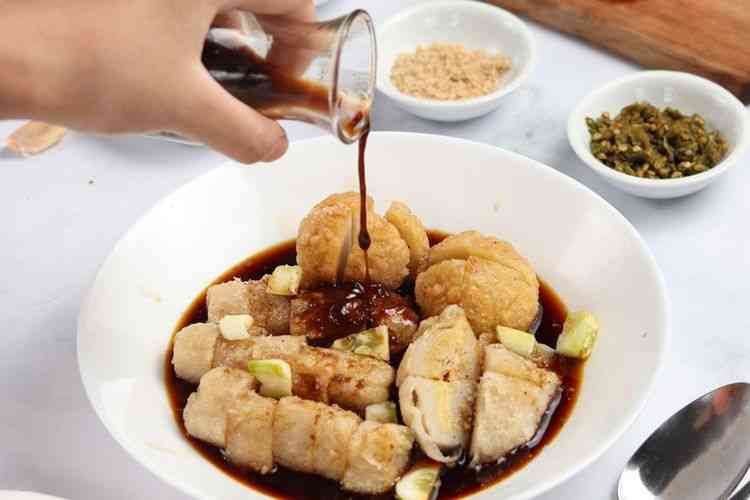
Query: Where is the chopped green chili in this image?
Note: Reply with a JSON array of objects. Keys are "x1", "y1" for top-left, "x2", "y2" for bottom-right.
[{"x1": 586, "y1": 102, "x2": 728, "y2": 179}]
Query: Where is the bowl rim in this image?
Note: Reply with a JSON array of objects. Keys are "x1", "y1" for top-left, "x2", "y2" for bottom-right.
[
  {"x1": 568, "y1": 70, "x2": 750, "y2": 190},
  {"x1": 0, "y1": 492, "x2": 69, "y2": 500},
  {"x1": 77, "y1": 132, "x2": 670, "y2": 500},
  {"x1": 376, "y1": 0, "x2": 537, "y2": 109}
]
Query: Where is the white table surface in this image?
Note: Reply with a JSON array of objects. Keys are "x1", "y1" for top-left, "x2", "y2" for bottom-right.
[{"x1": 2, "y1": 1, "x2": 749, "y2": 499}]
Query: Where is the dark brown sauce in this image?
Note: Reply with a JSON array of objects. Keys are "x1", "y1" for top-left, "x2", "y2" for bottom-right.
[
  {"x1": 296, "y1": 281, "x2": 418, "y2": 347},
  {"x1": 165, "y1": 234, "x2": 583, "y2": 499}
]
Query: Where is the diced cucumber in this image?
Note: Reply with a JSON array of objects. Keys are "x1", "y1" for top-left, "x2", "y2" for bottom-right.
[
  {"x1": 266, "y1": 265, "x2": 302, "y2": 296},
  {"x1": 365, "y1": 401, "x2": 398, "y2": 424},
  {"x1": 556, "y1": 311, "x2": 599, "y2": 359},
  {"x1": 395, "y1": 463, "x2": 441, "y2": 500},
  {"x1": 247, "y1": 359, "x2": 293, "y2": 398},
  {"x1": 331, "y1": 325, "x2": 390, "y2": 361},
  {"x1": 496, "y1": 326, "x2": 536, "y2": 358},
  {"x1": 219, "y1": 314, "x2": 254, "y2": 340}
]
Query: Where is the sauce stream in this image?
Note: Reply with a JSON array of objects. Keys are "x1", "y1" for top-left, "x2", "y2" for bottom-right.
[{"x1": 358, "y1": 126, "x2": 371, "y2": 280}]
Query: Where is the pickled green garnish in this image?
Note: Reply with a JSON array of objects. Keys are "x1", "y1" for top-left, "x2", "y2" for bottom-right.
[{"x1": 587, "y1": 102, "x2": 728, "y2": 179}]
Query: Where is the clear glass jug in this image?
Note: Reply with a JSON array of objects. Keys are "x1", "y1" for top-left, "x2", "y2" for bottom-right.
[{"x1": 159, "y1": 9, "x2": 376, "y2": 145}]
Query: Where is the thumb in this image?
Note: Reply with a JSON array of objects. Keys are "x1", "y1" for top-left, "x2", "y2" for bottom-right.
[{"x1": 173, "y1": 67, "x2": 288, "y2": 164}]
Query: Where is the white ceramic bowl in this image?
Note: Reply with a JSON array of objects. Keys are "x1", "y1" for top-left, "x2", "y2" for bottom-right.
[
  {"x1": 0, "y1": 493, "x2": 68, "y2": 500},
  {"x1": 569, "y1": 71, "x2": 750, "y2": 199},
  {"x1": 376, "y1": 1, "x2": 536, "y2": 122},
  {"x1": 78, "y1": 132, "x2": 668, "y2": 500}
]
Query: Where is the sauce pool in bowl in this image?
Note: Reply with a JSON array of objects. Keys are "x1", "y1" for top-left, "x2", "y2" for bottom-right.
[{"x1": 165, "y1": 233, "x2": 583, "y2": 499}]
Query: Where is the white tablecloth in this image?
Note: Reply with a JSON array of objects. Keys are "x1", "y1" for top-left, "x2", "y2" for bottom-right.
[{"x1": 2, "y1": 1, "x2": 749, "y2": 498}]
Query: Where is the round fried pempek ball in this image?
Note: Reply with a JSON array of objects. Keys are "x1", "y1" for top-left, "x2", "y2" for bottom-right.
[
  {"x1": 297, "y1": 192, "x2": 410, "y2": 289},
  {"x1": 297, "y1": 203, "x2": 354, "y2": 289},
  {"x1": 415, "y1": 232, "x2": 539, "y2": 333},
  {"x1": 343, "y1": 212, "x2": 410, "y2": 288},
  {"x1": 415, "y1": 259, "x2": 465, "y2": 318},
  {"x1": 385, "y1": 201, "x2": 430, "y2": 279}
]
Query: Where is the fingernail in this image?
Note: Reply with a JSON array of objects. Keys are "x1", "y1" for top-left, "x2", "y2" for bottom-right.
[{"x1": 262, "y1": 129, "x2": 288, "y2": 163}]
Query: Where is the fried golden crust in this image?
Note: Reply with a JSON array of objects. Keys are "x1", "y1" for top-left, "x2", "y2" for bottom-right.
[
  {"x1": 428, "y1": 231, "x2": 505, "y2": 266},
  {"x1": 315, "y1": 192, "x2": 374, "y2": 212},
  {"x1": 385, "y1": 201, "x2": 430, "y2": 278},
  {"x1": 429, "y1": 231, "x2": 537, "y2": 288},
  {"x1": 247, "y1": 276, "x2": 291, "y2": 334},
  {"x1": 341, "y1": 422, "x2": 414, "y2": 494},
  {"x1": 415, "y1": 259, "x2": 465, "y2": 318},
  {"x1": 296, "y1": 204, "x2": 353, "y2": 288},
  {"x1": 416, "y1": 232, "x2": 539, "y2": 333},
  {"x1": 298, "y1": 193, "x2": 410, "y2": 289},
  {"x1": 344, "y1": 212, "x2": 410, "y2": 289},
  {"x1": 462, "y1": 256, "x2": 539, "y2": 332},
  {"x1": 206, "y1": 279, "x2": 250, "y2": 323}
]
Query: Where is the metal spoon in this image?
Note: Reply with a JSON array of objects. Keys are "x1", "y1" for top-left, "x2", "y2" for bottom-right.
[
  {"x1": 618, "y1": 383, "x2": 750, "y2": 500},
  {"x1": 731, "y1": 480, "x2": 750, "y2": 500}
]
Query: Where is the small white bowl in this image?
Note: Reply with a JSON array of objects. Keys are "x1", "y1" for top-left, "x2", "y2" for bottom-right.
[
  {"x1": 376, "y1": 1, "x2": 536, "y2": 122},
  {"x1": 569, "y1": 71, "x2": 749, "y2": 199}
]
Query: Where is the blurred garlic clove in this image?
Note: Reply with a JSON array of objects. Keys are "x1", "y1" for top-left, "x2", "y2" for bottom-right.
[{"x1": 7, "y1": 121, "x2": 66, "y2": 156}]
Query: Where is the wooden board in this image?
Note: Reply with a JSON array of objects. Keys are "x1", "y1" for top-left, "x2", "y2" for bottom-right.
[{"x1": 486, "y1": 0, "x2": 750, "y2": 102}]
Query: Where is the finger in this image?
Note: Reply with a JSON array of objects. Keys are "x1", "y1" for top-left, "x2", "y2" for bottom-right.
[
  {"x1": 212, "y1": 10, "x2": 250, "y2": 32},
  {"x1": 261, "y1": 15, "x2": 323, "y2": 76},
  {"x1": 215, "y1": 0, "x2": 314, "y2": 21},
  {"x1": 210, "y1": 1, "x2": 317, "y2": 74},
  {"x1": 266, "y1": 24, "x2": 322, "y2": 75},
  {"x1": 173, "y1": 68, "x2": 288, "y2": 164}
]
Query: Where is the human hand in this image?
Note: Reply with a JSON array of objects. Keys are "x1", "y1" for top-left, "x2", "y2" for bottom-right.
[{"x1": 0, "y1": 0, "x2": 315, "y2": 163}]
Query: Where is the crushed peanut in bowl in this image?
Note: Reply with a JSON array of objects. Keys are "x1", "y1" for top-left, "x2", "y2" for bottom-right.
[{"x1": 390, "y1": 43, "x2": 511, "y2": 101}]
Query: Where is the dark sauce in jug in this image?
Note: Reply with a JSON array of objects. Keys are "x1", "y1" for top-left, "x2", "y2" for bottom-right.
[
  {"x1": 165, "y1": 232, "x2": 584, "y2": 500},
  {"x1": 203, "y1": 37, "x2": 369, "y2": 137},
  {"x1": 203, "y1": 37, "x2": 329, "y2": 122}
]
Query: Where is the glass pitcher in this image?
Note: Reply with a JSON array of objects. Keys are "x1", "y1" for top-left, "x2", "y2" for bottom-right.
[{"x1": 158, "y1": 9, "x2": 376, "y2": 145}]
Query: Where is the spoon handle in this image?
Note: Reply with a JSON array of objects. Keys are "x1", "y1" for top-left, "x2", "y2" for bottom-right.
[{"x1": 730, "y1": 480, "x2": 750, "y2": 500}]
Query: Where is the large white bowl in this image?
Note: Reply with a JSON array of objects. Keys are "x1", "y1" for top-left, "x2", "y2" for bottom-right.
[
  {"x1": 78, "y1": 133, "x2": 668, "y2": 500},
  {"x1": 569, "y1": 71, "x2": 749, "y2": 199},
  {"x1": 0, "y1": 493, "x2": 68, "y2": 500},
  {"x1": 377, "y1": 1, "x2": 536, "y2": 122}
]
